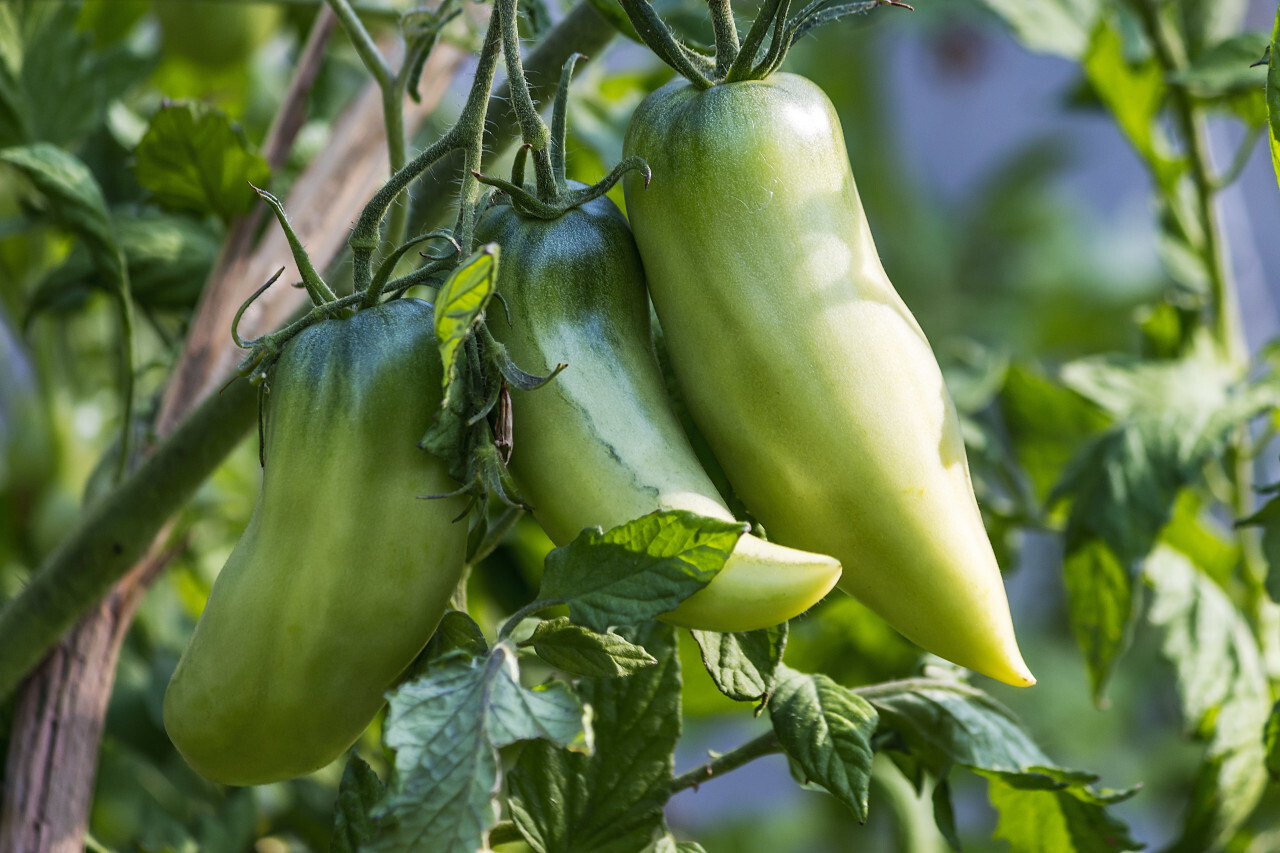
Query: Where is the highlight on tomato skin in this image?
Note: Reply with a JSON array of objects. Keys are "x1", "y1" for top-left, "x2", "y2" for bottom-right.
[{"x1": 622, "y1": 72, "x2": 1034, "y2": 688}]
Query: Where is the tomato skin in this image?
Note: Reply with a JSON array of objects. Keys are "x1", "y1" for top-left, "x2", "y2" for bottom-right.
[
  {"x1": 622, "y1": 73, "x2": 1033, "y2": 686},
  {"x1": 477, "y1": 193, "x2": 840, "y2": 633},
  {"x1": 163, "y1": 299, "x2": 468, "y2": 786}
]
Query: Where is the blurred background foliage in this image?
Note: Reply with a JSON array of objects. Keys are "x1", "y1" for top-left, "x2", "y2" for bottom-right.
[{"x1": 1, "y1": 0, "x2": 1278, "y2": 850}]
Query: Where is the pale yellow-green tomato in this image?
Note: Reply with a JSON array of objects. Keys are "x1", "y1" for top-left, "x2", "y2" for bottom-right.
[{"x1": 623, "y1": 73, "x2": 1034, "y2": 687}]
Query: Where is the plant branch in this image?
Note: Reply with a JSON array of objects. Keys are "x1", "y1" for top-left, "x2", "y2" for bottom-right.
[
  {"x1": 708, "y1": 0, "x2": 739, "y2": 79},
  {"x1": 1130, "y1": 0, "x2": 1242, "y2": 368},
  {"x1": 499, "y1": 0, "x2": 558, "y2": 198},
  {"x1": 326, "y1": 0, "x2": 394, "y2": 88},
  {"x1": 669, "y1": 730, "x2": 781, "y2": 794}
]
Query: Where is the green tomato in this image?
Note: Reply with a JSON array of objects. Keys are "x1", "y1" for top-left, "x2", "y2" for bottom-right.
[
  {"x1": 163, "y1": 299, "x2": 468, "y2": 786},
  {"x1": 155, "y1": 0, "x2": 281, "y2": 69},
  {"x1": 621, "y1": 73, "x2": 1033, "y2": 687},
  {"x1": 477, "y1": 193, "x2": 840, "y2": 633}
]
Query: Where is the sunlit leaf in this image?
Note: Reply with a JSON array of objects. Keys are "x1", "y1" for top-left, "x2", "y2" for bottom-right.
[
  {"x1": 537, "y1": 510, "x2": 745, "y2": 633},
  {"x1": 510, "y1": 622, "x2": 679, "y2": 853},
  {"x1": 770, "y1": 666, "x2": 877, "y2": 822}
]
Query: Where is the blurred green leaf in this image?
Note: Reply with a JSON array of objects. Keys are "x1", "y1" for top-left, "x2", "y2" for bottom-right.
[
  {"x1": 1063, "y1": 537, "x2": 1134, "y2": 702},
  {"x1": 370, "y1": 643, "x2": 588, "y2": 853},
  {"x1": 1265, "y1": 701, "x2": 1280, "y2": 782},
  {"x1": 509, "y1": 622, "x2": 679, "y2": 853},
  {"x1": 690, "y1": 623, "x2": 787, "y2": 704},
  {"x1": 332, "y1": 754, "x2": 386, "y2": 853},
  {"x1": 980, "y1": 766, "x2": 1142, "y2": 851},
  {"x1": 0, "y1": 3, "x2": 150, "y2": 148},
  {"x1": 968, "y1": 0, "x2": 1100, "y2": 59},
  {"x1": 862, "y1": 678, "x2": 1049, "y2": 776},
  {"x1": 0, "y1": 143, "x2": 124, "y2": 294},
  {"x1": 1169, "y1": 32, "x2": 1269, "y2": 98},
  {"x1": 1234, "y1": 495, "x2": 1280, "y2": 602},
  {"x1": 537, "y1": 510, "x2": 746, "y2": 633},
  {"x1": 1173, "y1": 0, "x2": 1247, "y2": 61},
  {"x1": 649, "y1": 837, "x2": 707, "y2": 853},
  {"x1": 1084, "y1": 17, "x2": 1182, "y2": 190},
  {"x1": 770, "y1": 665, "x2": 877, "y2": 822},
  {"x1": 1000, "y1": 364, "x2": 1111, "y2": 506},
  {"x1": 1144, "y1": 547, "x2": 1270, "y2": 851},
  {"x1": 530, "y1": 617, "x2": 658, "y2": 677},
  {"x1": 1162, "y1": 490, "x2": 1239, "y2": 588},
  {"x1": 25, "y1": 210, "x2": 218, "y2": 320},
  {"x1": 1268, "y1": 6, "x2": 1280, "y2": 193},
  {"x1": 133, "y1": 101, "x2": 269, "y2": 223}
]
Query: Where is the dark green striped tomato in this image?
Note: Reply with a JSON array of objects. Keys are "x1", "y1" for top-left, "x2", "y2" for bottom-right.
[
  {"x1": 622, "y1": 73, "x2": 1033, "y2": 686},
  {"x1": 477, "y1": 193, "x2": 840, "y2": 633},
  {"x1": 163, "y1": 299, "x2": 468, "y2": 786}
]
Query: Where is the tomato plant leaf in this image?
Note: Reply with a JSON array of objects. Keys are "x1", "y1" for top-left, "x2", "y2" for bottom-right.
[
  {"x1": 509, "y1": 622, "x2": 680, "y2": 853},
  {"x1": 968, "y1": 0, "x2": 1100, "y2": 59},
  {"x1": 1265, "y1": 701, "x2": 1280, "y2": 782},
  {"x1": 978, "y1": 767, "x2": 1142, "y2": 852},
  {"x1": 861, "y1": 679, "x2": 1049, "y2": 777},
  {"x1": 433, "y1": 245, "x2": 498, "y2": 411},
  {"x1": 1083, "y1": 16, "x2": 1182, "y2": 190},
  {"x1": 26, "y1": 211, "x2": 218, "y2": 320},
  {"x1": 1063, "y1": 537, "x2": 1135, "y2": 703},
  {"x1": 133, "y1": 101, "x2": 269, "y2": 223},
  {"x1": 530, "y1": 617, "x2": 658, "y2": 678},
  {"x1": 1174, "y1": 0, "x2": 1248, "y2": 61},
  {"x1": 769, "y1": 665, "x2": 877, "y2": 823},
  {"x1": 1000, "y1": 363, "x2": 1111, "y2": 507},
  {"x1": 931, "y1": 779, "x2": 962, "y2": 852},
  {"x1": 0, "y1": 3, "x2": 149, "y2": 148},
  {"x1": 0, "y1": 143, "x2": 125, "y2": 295},
  {"x1": 690, "y1": 623, "x2": 787, "y2": 704},
  {"x1": 537, "y1": 510, "x2": 746, "y2": 633},
  {"x1": 1269, "y1": 6, "x2": 1280, "y2": 193},
  {"x1": 649, "y1": 836, "x2": 706, "y2": 853},
  {"x1": 419, "y1": 609, "x2": 490, "y2": 670},
  {"x1": 1168, "y1": 32, "x2": 1269, "y2": 99},
  {"x1": 332, "y1": 754, "x2": 386, "y2": 853},
  {"x1": 369, "y1": 642, "x2": 589, "y2": 853},
  {"x1": 1049, "y1": 345, "x2": 1278, "y2": 696},
  {"x1": 1235, "y1": 495, "x2": 1280, "y2": 602},
  {"x1": 1143, "y1": 547, "x2": 1270, "y2": 851}
]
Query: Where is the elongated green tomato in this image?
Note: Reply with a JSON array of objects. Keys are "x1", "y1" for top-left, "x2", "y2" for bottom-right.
[
  {"x1": 163, "y1": 299, "x2": 468, "y2": 786},
  {"x1": 622, "y1": 74, "x2": 1034, "y2": 686},
  {"x1": 477, "y1": 193, "x2": 840, "y2": 633}
]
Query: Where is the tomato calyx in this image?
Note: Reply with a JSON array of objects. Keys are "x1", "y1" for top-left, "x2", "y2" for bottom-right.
[
  {"x1": 614, "y1": 0, "x2": 912, "y2": 87},
  {"x1": 471, "y1": 55, "x2": 651, "y2": 221}
]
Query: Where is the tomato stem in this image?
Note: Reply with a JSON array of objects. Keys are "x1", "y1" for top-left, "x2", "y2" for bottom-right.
[
  {"x1": 616, "y1": 0, "x2": 715, "y2": 88},
  {"x1": 668, "y1": 730, "x2": 782, "y2": 794},
  {"x1": 500, "y1": 0, "x2": 560, "y2": 200},
  {"x1": 708, "y1": 0, "x2": 740, "y2": 79},
  {"x1": 550, "y1": 54, "x2": 585, "y2": 190}
]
